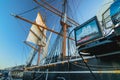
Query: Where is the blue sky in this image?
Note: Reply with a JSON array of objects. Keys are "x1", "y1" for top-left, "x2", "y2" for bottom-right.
[
  {"x1": 0, "y1": 0, "x2": 38, "y2": 69},
  {"x1": 0, "y1": 0, "x2": 104, "y2": 69}
]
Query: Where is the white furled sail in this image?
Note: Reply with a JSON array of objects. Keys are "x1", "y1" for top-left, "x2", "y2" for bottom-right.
[
  {"x1": 25, "y1": 12, "x2": 48, "y2": 66},
  {"x1": 26, "y1": 12, "x2": 47, "y2": 47}
]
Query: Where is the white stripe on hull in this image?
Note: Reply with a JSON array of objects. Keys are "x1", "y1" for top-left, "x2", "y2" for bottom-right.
[{"x1": 26, "y1": 70, "x2": 120, "y2": 74}]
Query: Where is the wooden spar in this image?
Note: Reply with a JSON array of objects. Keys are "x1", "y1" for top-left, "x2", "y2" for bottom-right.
[
  {"x1": 34, "y1": 0, "x2": 80, "y2": 26},
  {"x1": 12, "y1": 15, "x2": 74, "y2": 40}
]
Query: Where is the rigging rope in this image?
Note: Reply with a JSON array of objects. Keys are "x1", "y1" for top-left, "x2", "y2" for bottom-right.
[
  {"x1": 67, "y1": 1, "x2": 76, "y2": 23},
  {"x1": 67, "y1": 0, "x2": 83, "y2": 24},
  {"x1": 18, "y1": 6, "x2": 39, "y2": 15},
  {"x1": 46, "y1": 0, "x2": 56, "y2": 4},
  {"x1": 78, "y1": 52, "x2": 98, "y2": 80},
  {"x1": 47, "y1": 28, "x2": 63, "y2": 63}
]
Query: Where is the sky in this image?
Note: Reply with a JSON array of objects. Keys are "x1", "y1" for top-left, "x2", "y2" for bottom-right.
[{"x1": 0, "y1": 0, "x2": 104, "y2": 69}]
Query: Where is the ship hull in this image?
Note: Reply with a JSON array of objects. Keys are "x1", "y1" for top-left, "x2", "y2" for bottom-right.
[{"x1": 23, "y1": 52, "x2": 120, "y2": 80}]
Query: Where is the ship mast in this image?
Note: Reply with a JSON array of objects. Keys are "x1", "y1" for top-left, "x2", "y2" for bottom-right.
[
  {"x1": 61, "y1": 0, "x2": 68, "y2": 59},
  {"x1": 37, "y1": 46, "x2": 42, "y2": 65},
  {"x1": 11, "y1": 0, "x2": 80, "y2": 67}
]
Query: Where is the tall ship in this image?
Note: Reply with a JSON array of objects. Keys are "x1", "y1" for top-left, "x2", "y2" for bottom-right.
[{"x1": 10, "y1": 0, "x2": 120, "y2": 80}]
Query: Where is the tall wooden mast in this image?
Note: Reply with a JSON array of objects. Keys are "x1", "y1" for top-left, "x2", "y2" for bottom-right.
[
  {"x1": 11, "y1": 0, "x2": 79, "y2": 66},
  {"x1": 62, "y1": 0, "x2": 67, "y2": 59},
  {"x1": 62, "y1": 23, "x2": 67, "y2": 59}
]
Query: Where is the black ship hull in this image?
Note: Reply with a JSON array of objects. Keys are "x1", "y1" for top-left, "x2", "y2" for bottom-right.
[{"x1": 23, "y1": 53, "x2": 120, "y2": 80}]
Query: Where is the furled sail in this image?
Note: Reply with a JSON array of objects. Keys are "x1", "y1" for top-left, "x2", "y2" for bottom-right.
[
  {"x1": 26, "y1": 12, "x2": 47, "y2": 47},
  {"x1": 25, "y1": 12, "x2": 47, "y2": 66}
]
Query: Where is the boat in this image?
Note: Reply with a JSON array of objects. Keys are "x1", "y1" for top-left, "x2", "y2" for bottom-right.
[{"x1": 10, "y1": 0, "x2": 120, "y2": 80}]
